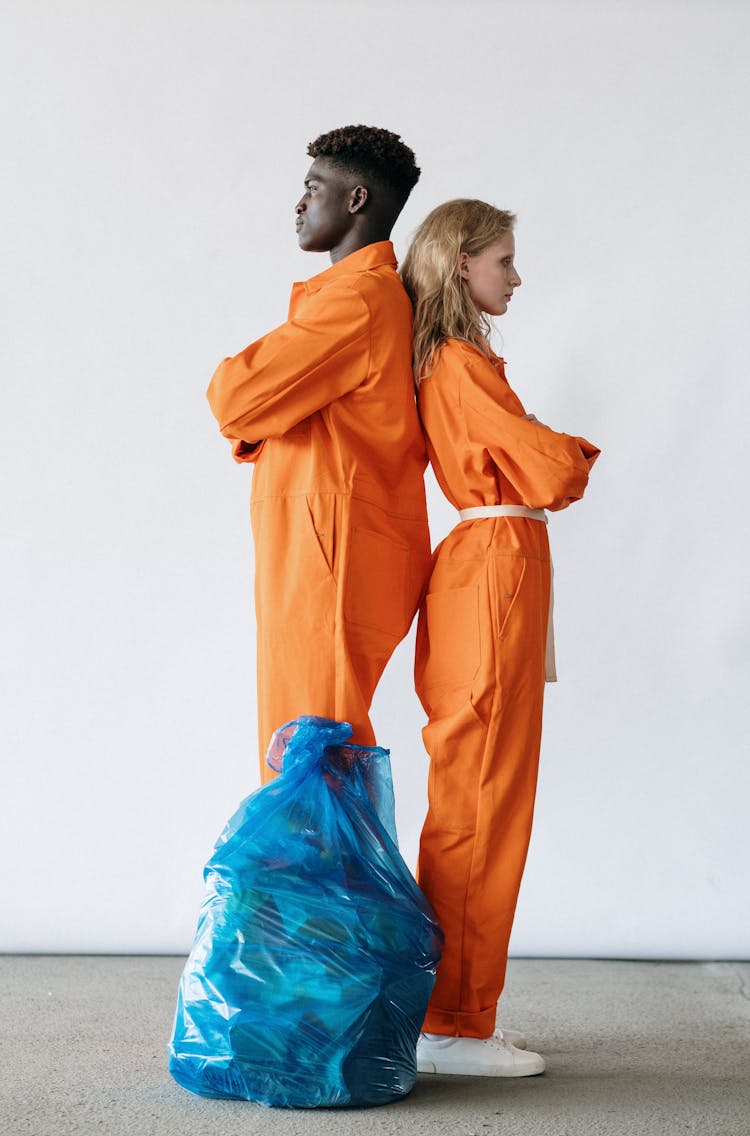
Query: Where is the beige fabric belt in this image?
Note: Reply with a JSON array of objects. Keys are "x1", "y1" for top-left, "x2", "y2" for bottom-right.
[
  {"x1": 457, "y1": 504, "x2": 557, "y2": 683},
  {"x1": 458, "y1": 504, "x2": 547, "y2": 524}
]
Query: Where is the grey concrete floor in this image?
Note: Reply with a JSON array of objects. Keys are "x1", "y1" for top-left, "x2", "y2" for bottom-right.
[{"x1": 2, "y1": 956, "x2": 749, "y2": 1136}]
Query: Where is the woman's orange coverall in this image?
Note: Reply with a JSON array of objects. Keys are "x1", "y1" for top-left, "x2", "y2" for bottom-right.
[
  {"x1": 415, "y1": 339, "x2": 600, "y2": 1037},
  {"x1": 207, "y1": 242, "x2": 431, "y2": 781}
]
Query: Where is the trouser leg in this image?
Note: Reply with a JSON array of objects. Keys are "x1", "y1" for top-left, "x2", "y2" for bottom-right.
[
  {"x1": 416, "y1": 553, "x2": 548, "y2": 1036},
  {"x1": 256, "y1": 621, "x2": 380, "y2": 784}
]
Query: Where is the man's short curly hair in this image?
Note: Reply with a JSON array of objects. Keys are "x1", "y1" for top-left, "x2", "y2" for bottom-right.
[{"x1": 307, "y1": 124, "x2": 420, "y2": 213}]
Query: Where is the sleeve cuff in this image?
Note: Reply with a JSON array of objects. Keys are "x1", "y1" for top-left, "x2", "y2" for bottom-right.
[{"x1": 232, "y1": 438, "x2": 265, "y2": 463}]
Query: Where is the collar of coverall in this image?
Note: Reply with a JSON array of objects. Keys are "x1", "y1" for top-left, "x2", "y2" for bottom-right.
[
  {"x1": 458, "y1": 338, "x2": 507, "y2": 373},
  {"x1": 302, "y1": 240, "x2": 397, "y2": 295}
]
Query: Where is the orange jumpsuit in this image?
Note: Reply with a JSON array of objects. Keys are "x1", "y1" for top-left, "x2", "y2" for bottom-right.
[
  {"x1": 207, "y1": 241, "x2": 431, "y2": 782},
  {"x1": 415, "y1": 339, "x2": 599, "y2": 1037}
]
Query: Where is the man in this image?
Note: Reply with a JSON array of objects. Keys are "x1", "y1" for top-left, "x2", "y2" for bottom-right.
[{"x1": 207, "y1": 125, "x2": 430, "y2": 782}]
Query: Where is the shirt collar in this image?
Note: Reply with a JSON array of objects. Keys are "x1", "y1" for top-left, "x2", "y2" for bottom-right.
[{"x1": 302, "y1": 241, "x2": 397, "y2": 295}]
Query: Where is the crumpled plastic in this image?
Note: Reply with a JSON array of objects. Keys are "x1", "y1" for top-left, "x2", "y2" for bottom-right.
[{"x1": 168, "y1": 716, "x2": 442, "y2": 1108}]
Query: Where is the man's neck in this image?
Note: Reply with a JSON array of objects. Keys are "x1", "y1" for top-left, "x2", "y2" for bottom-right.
[{"x1": 329, "y1": 228, "x2": 391, "y2": 264}]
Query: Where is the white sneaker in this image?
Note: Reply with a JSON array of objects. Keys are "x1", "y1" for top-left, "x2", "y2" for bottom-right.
[
  {"x1": 416, "y1": 1030, "x2": 545, "y2": 1077},
  {"x1": 496, "y1": 1026, "x2": 527, "y2": 1050}
]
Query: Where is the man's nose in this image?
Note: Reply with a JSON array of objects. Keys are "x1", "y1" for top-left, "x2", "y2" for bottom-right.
[{"x1": 295, "y1": 197, "x2": 305, "y2": 214}]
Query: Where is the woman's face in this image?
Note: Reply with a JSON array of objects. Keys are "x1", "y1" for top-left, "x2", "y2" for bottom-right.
[{"x1": 459, "y1": 233, "x2": 521, "y2": 316}]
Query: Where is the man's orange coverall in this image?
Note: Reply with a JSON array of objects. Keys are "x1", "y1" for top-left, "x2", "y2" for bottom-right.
[
  {"x1": 207, "y1": 242, "x2": 430, "y2": 781},
  {"x1": 415, "y1": 339, "x2": 600, "y2": 1037}
]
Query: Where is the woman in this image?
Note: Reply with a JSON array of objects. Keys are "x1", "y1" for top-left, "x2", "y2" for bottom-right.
[{"x1": 401, "y1": 200, "x2": 600, "y2": 1077}]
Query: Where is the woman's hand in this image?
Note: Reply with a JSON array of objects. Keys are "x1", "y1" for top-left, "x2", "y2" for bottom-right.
[{"x1": 522, "y1": 412, "x2": 551, "y2": 430}]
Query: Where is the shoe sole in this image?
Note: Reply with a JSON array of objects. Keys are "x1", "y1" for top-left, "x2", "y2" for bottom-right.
[{"x1": 417, "y1": 1060, "x2": 545, "y2": 1078}]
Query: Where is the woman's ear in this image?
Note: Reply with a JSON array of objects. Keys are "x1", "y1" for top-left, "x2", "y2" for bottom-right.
[{"x1": 458, "y1": 250, "x2": 470, "y2": 280}]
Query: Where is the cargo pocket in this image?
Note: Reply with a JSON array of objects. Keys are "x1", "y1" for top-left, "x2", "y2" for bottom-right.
[{"x1": 344, "y1": 527, "x2": 411, "y2": 638}]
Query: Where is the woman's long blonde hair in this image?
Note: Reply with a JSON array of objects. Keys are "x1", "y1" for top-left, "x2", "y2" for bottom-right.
[{"x1": 400, "y1": 198, "x2": 515, "y2": 384}]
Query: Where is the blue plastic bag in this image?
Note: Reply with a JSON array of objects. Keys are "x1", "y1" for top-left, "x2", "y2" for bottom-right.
[{"x1": 168, "y1": 716, "x2": 442, "y2": 1108}]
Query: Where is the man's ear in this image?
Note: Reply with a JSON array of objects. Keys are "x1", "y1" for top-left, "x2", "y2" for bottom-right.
[
  {"x1": 348, "y1": 185, "x2": 368, "y2": 214},
  {"x1": 458, "y1": 250, "x2": 471, "y2": 280}
]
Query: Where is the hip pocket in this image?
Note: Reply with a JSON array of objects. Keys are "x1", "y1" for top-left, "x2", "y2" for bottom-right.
[
  {"x1": 344, "y1": 527, "x2": 411, "y2": 638},
  {"x1": 305, "y1": 494, "x2": 339, "y2": 579},
  {"x1": 495, "y1": 556, "x2": 528, "y2": 639},
  {"x1": 416, "y1": 584, "x2": 481, "y2": 697}
]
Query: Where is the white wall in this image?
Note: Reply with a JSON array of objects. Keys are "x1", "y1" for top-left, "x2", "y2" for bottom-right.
[{"x1": 2, "y1": 0, "x2": 748, "y2": 957}]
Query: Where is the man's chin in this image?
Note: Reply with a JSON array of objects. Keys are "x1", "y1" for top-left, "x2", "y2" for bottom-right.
[{"x1": 297, "y1": 233, "x2": 330, "y2": 254}]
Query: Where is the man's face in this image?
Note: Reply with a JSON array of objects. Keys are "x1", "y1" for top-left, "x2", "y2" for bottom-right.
[{"x1": 295, "y1": 158, "x2": 356, "y2": 252}]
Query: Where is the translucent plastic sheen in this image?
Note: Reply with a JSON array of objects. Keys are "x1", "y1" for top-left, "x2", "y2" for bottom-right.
[{"x1": 168, "y1": 716, "x2": 442, "y2": 1108}]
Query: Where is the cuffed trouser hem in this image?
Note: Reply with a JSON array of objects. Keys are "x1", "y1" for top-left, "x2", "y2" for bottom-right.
[{"x1": 422, "y1": 1005, "x2": 497, "y2": 1039}]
